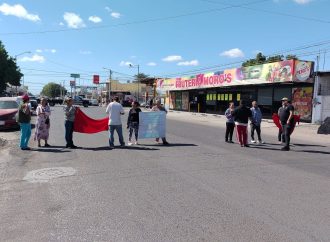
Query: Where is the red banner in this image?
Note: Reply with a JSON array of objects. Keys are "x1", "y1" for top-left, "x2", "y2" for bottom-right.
[{"x1": 74, "y1": 108, "x2": 109, "y2": 133}]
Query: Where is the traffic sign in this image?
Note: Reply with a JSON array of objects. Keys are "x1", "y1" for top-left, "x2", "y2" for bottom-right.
[{"x1": 70, "y1": 73, "x2": 80, "y2": 78}]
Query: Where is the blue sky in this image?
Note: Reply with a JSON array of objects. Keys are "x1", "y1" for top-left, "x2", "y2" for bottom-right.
[{"x1": 0, "y1": 0, "x2": 330, "y2": 94}]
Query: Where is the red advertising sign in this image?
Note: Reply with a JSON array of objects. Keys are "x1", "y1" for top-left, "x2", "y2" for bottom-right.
[{"x1": 93, "y1": 75, "x2": 100, "y2": 84}]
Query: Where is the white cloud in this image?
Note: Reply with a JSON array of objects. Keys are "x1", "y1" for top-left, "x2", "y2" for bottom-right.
[
  {"x1": 59, "y1": 22, "x2": 64, "y2": 26},
  {"x1": 63, "y1": 12, "x2": 86, "y2": 29},
  {"x1": 0, "y1": 3, "x2": 40, "y2": 22},
  {"x1": 111, "y1": 12, "x2": 121, "y2": 18},
  {"x1": 162, "y1": 55, "x2": 183, "y2": 62},
  {"x1": 120, "y1": 61, "x2": 133, "y2": 67},
  {"x1": 36, "y1": 49, "x2": 56, "y2": 54},
  {"x1": 105, "y1": 6, "x2": 112, "y2": 12},
  {"x1": 293, "y1": 0, "x2": 312, "y2": 4},
  {"x1": 220, "y1": 48, "x2": 244, "y2": 58},
  {"x1": 19, "y1": 54, "x2": 45, "y2": 63},
  {"x1": 80, "y1": 50, "x2": 92, "y2": 55},
  {"x1": 88, "y1": 16, "x2": 102, "y2": 23},
  {"x1": 177, "y1": 60, "x2": 199, "y2": 66},
  {"x1": 147, "y1": 62, "x2": 157, "y2": 66}
]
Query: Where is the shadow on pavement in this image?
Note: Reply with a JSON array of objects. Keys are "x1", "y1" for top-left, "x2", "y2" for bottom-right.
[
  {"x1": 292, "y1": 143, "x2": 328, "y2": 148},
  {"x1": 81, "y1": 146, "x2": 159, "y2": 151},
  {"x1": 295, "y1": 150, "x2": 330, "y2": 155},
  {"x1": 142, "y1": 143, "x2": 198, "y2": 147},
  {"x1": 31, "y1": 148, "x2": 71, "y2": 153}
]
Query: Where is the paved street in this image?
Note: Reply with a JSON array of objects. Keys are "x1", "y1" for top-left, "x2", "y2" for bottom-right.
[{"x1": 0, "y1": 106, "x2": 330, "y2": 241}]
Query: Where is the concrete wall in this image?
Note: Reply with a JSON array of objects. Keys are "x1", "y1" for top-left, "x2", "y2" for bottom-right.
[{"x1": 313, "y1": 73, "x2": 330, "y2": 123}]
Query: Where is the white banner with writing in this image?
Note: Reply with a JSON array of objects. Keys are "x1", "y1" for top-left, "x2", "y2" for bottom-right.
[{"x1": 138, "y1": 112, "x2": 166, "y2": 139}]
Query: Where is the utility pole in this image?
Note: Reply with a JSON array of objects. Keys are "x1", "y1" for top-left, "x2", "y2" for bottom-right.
[{"x1": 103, "y1": 68, "x2": 112, "y2": 102}]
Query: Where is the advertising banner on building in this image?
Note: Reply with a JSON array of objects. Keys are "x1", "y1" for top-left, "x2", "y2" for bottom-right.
[
  {"x1": 138, "y1": 112, "x2": 166, "y2": 139},
  {"x1": 182, "y1": 92, "x2": 189, "y2": 111},
  {"x1": 157, "y1": 60, "x2": 314, "y2": 92},
  {"x1": 292, "y1": 87, "x2": 313, "y2": 121}
]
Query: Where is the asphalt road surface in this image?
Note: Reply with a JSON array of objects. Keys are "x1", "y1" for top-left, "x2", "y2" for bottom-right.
[{"x1": 0, "y1": 106, "x2": 329, "y2": 241}]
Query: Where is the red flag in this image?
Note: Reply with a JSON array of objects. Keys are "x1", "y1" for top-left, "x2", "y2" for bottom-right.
[
  {"x1": 74, "y1": 108, "x2": 109, "y2": 133},
  {"x1": 272, "y1": 113, "x2": 300, "y2": 134}
]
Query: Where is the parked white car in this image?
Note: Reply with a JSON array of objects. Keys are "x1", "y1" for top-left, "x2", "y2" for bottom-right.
[{"x1": 89, "y1": 99, "x2": 99, "y2": 106}]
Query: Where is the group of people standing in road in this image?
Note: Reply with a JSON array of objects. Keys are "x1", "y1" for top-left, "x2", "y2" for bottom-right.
[
  {"x1": 17, "y1": 94, "x2": 294, "y2": 151},
  {"x1": 63, "y1": 96, "x2": 169, "y2": 150},
  {"x1": 17, "y1": 94, "x2": 51, "y2": 150},
  {"x1": 224, "y1": 97, "x2": 295, "y2": 151}
]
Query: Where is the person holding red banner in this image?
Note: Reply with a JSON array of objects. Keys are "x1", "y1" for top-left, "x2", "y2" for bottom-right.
[
  {"x1": 278, "y1": 97, "x2": 294, "y2": 151},
  {"x1": 106, "y1": 96, "x2": 125, "y2": 149},
  {"x1": 63, "y1": 97, "x2": 78, "y2": 149}
]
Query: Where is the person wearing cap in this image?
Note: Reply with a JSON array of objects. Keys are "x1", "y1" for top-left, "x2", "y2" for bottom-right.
[
  {"x1": 278, "y1": 97, "x2": 294, "y2": 151},
  {"x1": 63, "y1": 97, "x2": 78, "y2": 149},
  {"x1": 17, "y1": 94, "x2": 32, "y2": 150}
]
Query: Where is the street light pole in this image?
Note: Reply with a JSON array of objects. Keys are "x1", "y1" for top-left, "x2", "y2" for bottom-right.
[
  {"x1": 14, "y1": 51, "x2": 31, "y2": 91},
  {"x1": 129, "y1": 64, "x2": 140, "y2": 101},
  {"x1": 103, "y1": 67, "x2": 112, "y2": 101}
]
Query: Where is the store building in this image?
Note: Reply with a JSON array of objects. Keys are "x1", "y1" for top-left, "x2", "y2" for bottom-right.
[{"x1": 157, "y1": 59, "x2": 315, "y2": 122}]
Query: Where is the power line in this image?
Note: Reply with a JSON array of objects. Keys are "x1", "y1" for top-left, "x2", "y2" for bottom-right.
[
  {"x1": 201, "y1": 0, "x2": 330, "y2": 24},
  {"x1": 159, "y1": 39, "x2": 330, "y2": 77},
  {"x1": 0, "y1": 0, "x2": 270, "y2": 36}
]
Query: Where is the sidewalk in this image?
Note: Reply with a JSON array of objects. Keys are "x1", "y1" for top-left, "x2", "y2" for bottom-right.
[{"x1": 167, "y1": 110, "x2": 330, "y2": 145}]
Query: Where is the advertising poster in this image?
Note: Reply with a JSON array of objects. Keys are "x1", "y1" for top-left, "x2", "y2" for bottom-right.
[
  {"x1": 138, "y1": 112, "x2": 166, "y2": 139},
  {"x1": 169, "y1": 92, "x2": 176, "y2": 109},
  {"x1": 182, "y1": 92, "x2": 189, "y2": 111},
  {"x1": 292, "y1": 87, "x2": 313, "y2": 121}
]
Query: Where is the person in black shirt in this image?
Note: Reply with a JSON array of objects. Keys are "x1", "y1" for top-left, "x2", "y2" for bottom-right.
[
  {"x1": 232, "y1": 100, "x2": 252, "y2": 147},
  {"x1": 278, "y1": 97, "x2": 294, "y2": 151},
  {"x1": 127, "y1": 101, "x2": 142, "y2": 145}
]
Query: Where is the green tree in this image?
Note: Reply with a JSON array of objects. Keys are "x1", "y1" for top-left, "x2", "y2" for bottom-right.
[
  {"x1": 41, "y1": 82, "x2": 66, "y2": 98},
  {"x1": 266, "y1": 55, "x2": 284, "y2": 63},
  {"x1": 0, "y1": 40, "x2": 23, "y2": 94},
  {"x1": 286, "y1": 54, "x2": 298, "y2": 60},
  {"x1": 134, "y1": 73, "x2": 149, "y2": 82}
]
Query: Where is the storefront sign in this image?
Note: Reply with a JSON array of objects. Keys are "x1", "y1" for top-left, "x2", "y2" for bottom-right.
[{"x1": 157, "y1": 60, "x2": 314, "y2": 91}]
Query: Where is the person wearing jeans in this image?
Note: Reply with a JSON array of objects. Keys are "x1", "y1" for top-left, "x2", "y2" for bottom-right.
[
  {"x1": 109, "y1": 125, "x2": 125, "y2": 147},
  {"x1": 279, "y1": 97, "x2": 294, "y2": 151},
  {"x1": 18, "y1": 94, "x2": 31, "y2": 150},
  {"x1": 106, "y1": 96, "x2": 125, "y2": 149},
  {"x1": 63, "y1": 97, "x2": 77, "y2": 149},
  {"x1": 224, "y1": 102, "x2": 235, "y2": 143},
  {"x1": 250, "y1": 101, "x2": 264, "y2": 144}
]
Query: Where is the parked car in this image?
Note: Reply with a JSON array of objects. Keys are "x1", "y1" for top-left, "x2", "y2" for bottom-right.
[
  {"x1": 89, "y1": 99, "x2": 99, "y2": 106},
  {"x1": 30, "y1": 99, "x2": 38, "y2": 115},
  {"x1": 73, "y1": 96, "x2": 89, "y2": 107},
  {"x1": 0, "y1": 97, "x2": 20, "y2": 130}
]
